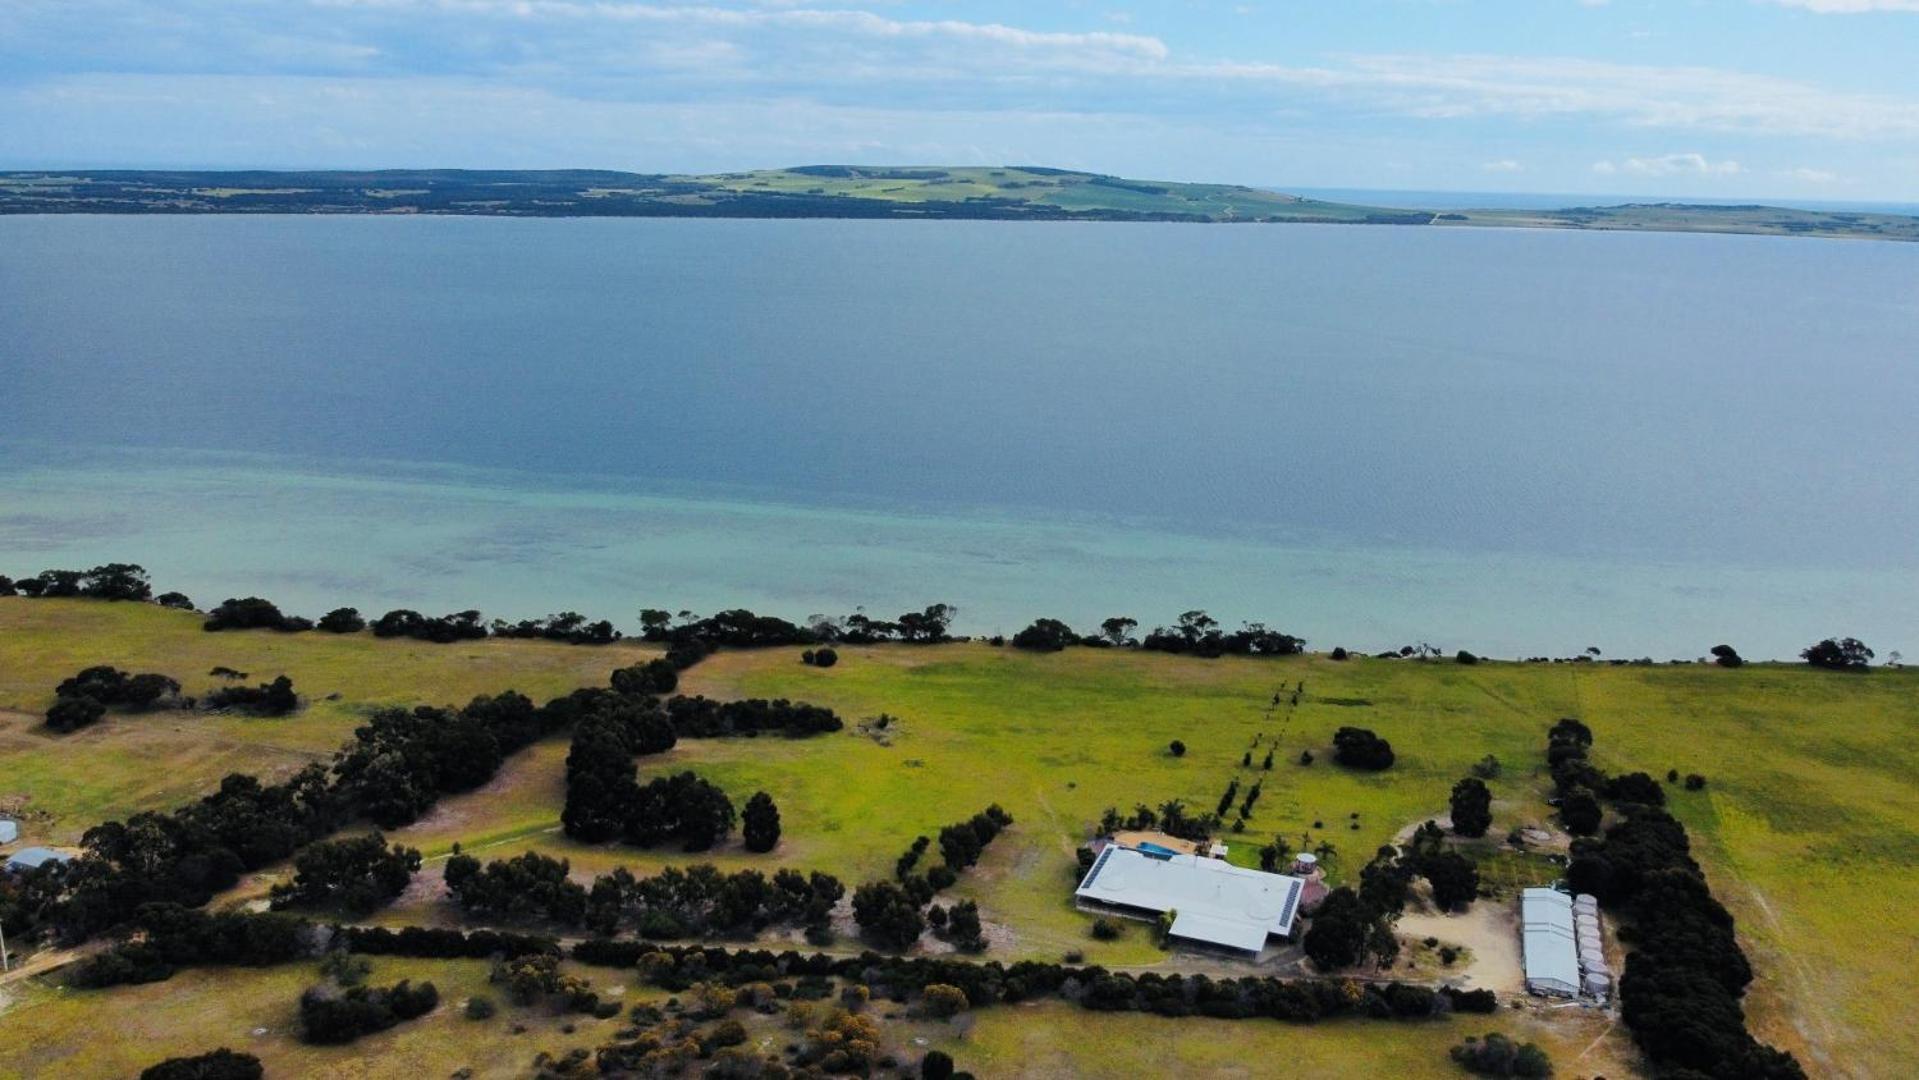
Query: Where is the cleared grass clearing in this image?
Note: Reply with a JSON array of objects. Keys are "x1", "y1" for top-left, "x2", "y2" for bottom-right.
[
  {"x1": 0, "y1": 956, "x2": 628, "y2": 1080},
  {"x1": 948, "y1": 1002, "x2": 1626, "y2": 1080}
]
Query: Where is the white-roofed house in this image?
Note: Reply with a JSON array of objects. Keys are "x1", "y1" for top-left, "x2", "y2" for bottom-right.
[{"x1": 1074, "y1": 844, "x2": 1307, "y2": 956}]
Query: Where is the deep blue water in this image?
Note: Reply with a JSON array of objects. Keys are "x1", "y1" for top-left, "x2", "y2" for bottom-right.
[{"x1": 1, "y1": 216, "x2": 1915, "y2": 658}]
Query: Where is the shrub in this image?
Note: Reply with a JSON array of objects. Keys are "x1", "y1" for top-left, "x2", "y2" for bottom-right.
[
  {"x1": 1090, "y1": 917, "x2": 1122, "y2": 941},
  {"x1": 1456, "y1": 650, "x2": 1480, "y2": 665},
  {"x1": 139, "y1": 1049, "x2": 264, "y2": 1080},
  {"x1": 464, "y1": 995, "x2": 497, "y2": 1020},
  {"x1": 203, "y1": 675, "x2": 298, "y2": 717},
  {"x1": 742, "y1": 792, "x2": 782, "y2": 853},
  {"x1": 1449, "y1": 777, "x2": 1493, "y2": 838},
  {"x1": 921, "y1": 1049, "x2": 956, "y2": 1080},
  {"x1": 1709, "y1": 644, "x2": 1744, "y2": 668},
  {"x1": 919, "y1": 983, "x2": 969, "y2": 1019},
  {"x1": 1684, "y1": 773, "x2": 1707, "y2": 791},
  {"x1": 317, "y1": 607, "x2": 366, "y2": 633},
  {"x1": 1010, "y1": 618, "x2": 1077, "y2": 652},
  {"x1": 1168, "y1": 739, "x2": 1186, "y2": 758},
  {"x1": 203, "y1": 597, "x2": 308, "y2": 633},
  {"x1": 812, "y1": 647, "x2": 839, "y2": 668},
  {"x1": 1332, "y1": 727, "x2": 1394, "y2": 770},
  {"x1": 154, "y1": 592, "x2": 196, "y2": 611},
  {"x1": 45, "y1": 695, "x2": 107, "y2": 733},
  {"x1": 1450, "y1": 1033, "x2": 1552, "y2": 1077}
]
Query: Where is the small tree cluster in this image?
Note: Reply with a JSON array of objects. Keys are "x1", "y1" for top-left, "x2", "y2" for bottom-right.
[
  {"x1": 742, "y1": 792, "x2": 782, "y2": 853},
  {"x1": 1331, "y1": 727, "x2": 1394, "y2": 770},
  {"x1": 1801, "y1": 636, "x2": 1873, "y2": 672},
  {"x1": 45, "y1": 665, "x2": 181, "y2": 732},
  {"x1": 1449, "y1": 777, "x2": 1493, "y2": 838},
  {"x1": 1450, "y1": 1033, "x2": 1552, "y2": 1078},
  {"x1": 268, "y1": 833, "x2": 421, "y2": 917},
  {"x1": 203, "y1": 675, "x2": 298, "y2": 717},
  {"x1": 445, "y1": 851, "x2": 588, "y2": 927},
  {"x1": 10, "y1": 563, "x2": 153, "y2": 601},
  {"x1": 852, "y1": 880, "x2": 926, "y2": 951},
  {"x1": 299, "y1": 979, "x2": 440, "y2": 1044},
  {"x1": 203, "y1": 597, "x2": 311, "y2": 632},
  {"x1": 316, "y1": 607, "x2": 365, "y2": 633}
]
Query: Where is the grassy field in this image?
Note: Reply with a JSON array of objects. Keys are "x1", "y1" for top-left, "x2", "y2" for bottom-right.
[
  {"x1": 0, "y1": 599, "x2": 654, "y2": 843},
  {"x1": 2, "y1": 598, "x2": 1914, "y2": 1076},
  {"x1": 0, "y1": 956, "x2": 632, "y2": 1079},
  {"x1": 0, "y1": 953, "x2": 1620, "y2": 1079}
]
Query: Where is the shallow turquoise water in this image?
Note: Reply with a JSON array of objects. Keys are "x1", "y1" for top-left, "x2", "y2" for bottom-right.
[{"x1": 2, "y1": 217, "x2": 1914, "y2": 659}]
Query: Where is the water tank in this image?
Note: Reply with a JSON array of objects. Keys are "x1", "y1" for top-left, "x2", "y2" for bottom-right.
[
  {"x1": 1584, "y1": 971, "x2": 1611, "y2": 994},
  {"x1": 1580, "y1": 947, "x2": 1607, "y2": 969},
  {"x1": 1575, "y1": 893, "x2": 1599, "y2": 909}
]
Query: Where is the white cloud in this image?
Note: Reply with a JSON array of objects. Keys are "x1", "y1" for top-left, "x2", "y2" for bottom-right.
[
  {"x1": 1782, "y1": 165, "x2": 1840, "y2": 182},
  {"x1": 1767, "y1": 0, "x2": 1919, "y2": 12},
  {"x1": 1592, "y1": 153, "x2": 1742, "y2": 176},
  {"x1": 1481, "y1": 158, "x2": 1523, "y2": 172}
]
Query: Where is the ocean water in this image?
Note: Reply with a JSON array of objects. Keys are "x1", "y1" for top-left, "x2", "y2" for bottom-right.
[{"x1": 1, "y1": 216, "x2": 1914, "y2": 659}]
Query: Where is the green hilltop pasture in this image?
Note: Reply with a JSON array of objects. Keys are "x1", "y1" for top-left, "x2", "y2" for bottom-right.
[{"x1": 1, "y1": 597, "x2": 1914, "y2": 1076}]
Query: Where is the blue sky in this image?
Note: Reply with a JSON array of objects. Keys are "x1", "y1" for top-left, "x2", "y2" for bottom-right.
[{"x1": 3, "y1": 1, "x2": 1917, "y2": 199}]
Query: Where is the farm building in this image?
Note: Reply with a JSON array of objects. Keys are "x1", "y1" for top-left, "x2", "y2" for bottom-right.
[
  {"x1": 1520, "y1": 887, "x2": 1581, "y2": 997},
  {"x1": 1075, "y1": 843, "x2": 1306, "y2": 954},
  {"x1": 4, "y1": 847, "x2": 71, "y2": 874}
]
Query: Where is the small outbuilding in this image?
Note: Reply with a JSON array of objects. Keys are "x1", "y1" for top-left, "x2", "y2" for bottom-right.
[{"x1": 0, "y1": 819, "x2": 18, "y2": 845}]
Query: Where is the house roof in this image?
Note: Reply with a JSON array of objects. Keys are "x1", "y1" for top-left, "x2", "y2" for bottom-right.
[{"x1": 1076, "y1": 845, "x2": 1307, "y2": 950}]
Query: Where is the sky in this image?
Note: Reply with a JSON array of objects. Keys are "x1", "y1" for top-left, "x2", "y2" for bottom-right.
[{"x1": 2, "y1": 1, "x2": 1918, "y2": 199}]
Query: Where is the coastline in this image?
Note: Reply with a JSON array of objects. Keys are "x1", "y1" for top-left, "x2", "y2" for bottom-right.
[{"x1": 2, "y1": 442, "x2": 1907, "y2": 662}]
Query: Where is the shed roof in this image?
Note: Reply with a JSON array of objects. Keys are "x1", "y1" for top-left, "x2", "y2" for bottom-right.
[
  {"x1": 1076, "y1": 845, "x2": 1306, "y2": 950},
  {"x1": 5, "y1": 846, "x2": 71, "y2": 871},
  {"x1": 1520, "y1": 888, "x2": 1581, "y2": 993}
]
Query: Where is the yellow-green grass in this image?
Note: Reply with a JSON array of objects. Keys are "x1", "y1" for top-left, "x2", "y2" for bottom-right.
[
  {"x1": 0, "y1": 956, "x2": 630, "y2": 1079},
  {"x1": 4, "y1": 601, "x2": 1915, "y2": 1075},
  {"x1": 945, "y1": 1002, "x2": 1626, "y2": 1079},
  {"x1": 0, "y1": 598, "x2": 655, "y2": 842}
]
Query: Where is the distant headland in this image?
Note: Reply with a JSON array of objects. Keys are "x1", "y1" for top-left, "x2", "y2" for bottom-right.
[{"x1": 3, "y1": 165, "x2": 1915, "y2": 242}]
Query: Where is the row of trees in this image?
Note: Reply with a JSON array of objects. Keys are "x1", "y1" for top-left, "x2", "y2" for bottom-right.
[
  {"x1": 1006, "y1": 610, "x2": 1305, "y2": 659},
  {"x1": 1094, "y1": 801, "x2": 1222, "y2": 844},
  {"x1": 855, "y1": 806, "x2": 1014, "y2": 950},
  {"x1": 1549, "y1": 724, "x2": 1803, "y2": 1079},
  {"x1": 2, "y1": 563, "x2": 154, "y2": 601},
  {"x1": 570, "y1": 939, "x2": 1498, "y2": 1026},
  {"x1": 442, "y1": 851, "x2": 845, "y2": 942}
]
